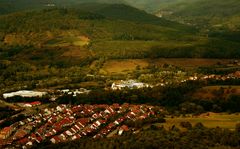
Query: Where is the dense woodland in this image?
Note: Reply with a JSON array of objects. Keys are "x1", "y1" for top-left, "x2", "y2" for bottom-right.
[{"x1": 0, "y1": 106, "x2": 19, "y2": 120}]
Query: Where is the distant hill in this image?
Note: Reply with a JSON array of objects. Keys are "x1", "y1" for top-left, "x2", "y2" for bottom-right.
[
  {"x1": 0, "y1": 4, "x2": 239, "y2": 68},
  {"x1": 155, "y1": 0, "x2": 240, "y2": 30},
  {"x1": 125, "y1": 0, "x2": 181, "y2": 12},
  {"x1": 71, "y1": 3, "x2": 192, "y2": 31},
  {"x1": 0, "y1": 0, "x2": 126, "y2": 15},
  {"x1": 0, "y1": 7, "x2": 201, "y2": 66},
  {"x1": 152, "y1": 0, "x2": 240, "y2": 43}
]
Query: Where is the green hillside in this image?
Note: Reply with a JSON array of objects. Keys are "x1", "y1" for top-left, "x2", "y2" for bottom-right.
[
  {"x1": 0, "y1": 7, "x2": 193, "y2": 65},
  {"x1": 80, "y1": 4, "x2": 192, "y2": 30},
  {"x1": 156, "y1": 0, "x2": 240, "y2": 29},
  {"x1": 0, "y1": 3, "x2": 240, "y2": 94},
  {"x1": 0, "y1": 6, "x2": 239, "y2": 67},
  {"x1": 153, "y1": 0, "x2": 240, "y2": 43},
  {"x1": 0, "y1": 0, "x2": 126, "y2": 15},
  {"x1": 125, "y1": 0, "x2": 195, "y2": 13}
]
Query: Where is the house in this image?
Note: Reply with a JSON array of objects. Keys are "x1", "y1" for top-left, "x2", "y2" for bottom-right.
[
  {"x1": 23, "y1": 103, "x2": 32, "y2": 108},
  {"x1": 0, "y1": 127, "x2": 14, "y2": 140},
  {"x1": 56, "y1": 104, "x2": 67, "y2": 112},
  {"x1": 114, "y1": 117, "x2": 125, "y2": 125},
  {"x1": 17, "y1": 138, "x2": 29, "y2": 145},
  {"x1": 118, "y1": 125, "x2": 129, "y2": 135},
  {"x1": 29, "y1": 133, "x2": 36, "y2": 140},
  {"x1": 13, "y1": 129, "x2": 28, "y2": 140},
  {"x1": 107, "y1": 123, "x2": 115, "y2": 130},
  {"x1": 23, "y1": 101, "x2": 41, "y2": 107},
  {"x1": 72, "y1": 134, "x2": 81, "y2": 140},
  {"x1": 104, "y1": 107, "x2": 114, "y2": 114},
  {"x1": 50, "y1": 136, "x2": 61, "y2": 144},
  {"x1": 234, "y1": 71, "x2": 240, "y2": 78},
  {"x1": 59, "y1": 134, "x2": 67, "y2": 141},
  {"x1": 92, "y1": 113, "x2": 101, "y2": 119},
  {"x1": 26, "y1": 141, "x2": 33, "y2": 147},
  {"x1": 35, "y1": 137, "x2": 42, "y2": 143},
  {"x1": 65, "y1": 129, "x2": 75, "y2": 136},
  {"x1": 76, "y1": 118, "x2": 89, "y2": 127},
  {"x1": 93, "y1": 134, "x2": 102, "y2": 139},
  {"x1": 139, "y1": 113, "x2": 148, "y2": 120},
  {"x1": 100, "y1": 128, "x2": 108, "y2": 135},
  {"x1": 30, "y1": 101, "x2": 41, "y2": 107},
  {"x1": 72, "y1": 105, "x2": 82, "y2": 113},
  {"x1": 112, "y1": 103, "x2": 120, "y2": 109}
]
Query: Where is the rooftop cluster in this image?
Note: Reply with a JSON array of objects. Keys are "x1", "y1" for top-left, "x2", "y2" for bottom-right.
[{"x1": 0, "y1": 103, "x2": 163, "y2": 148}]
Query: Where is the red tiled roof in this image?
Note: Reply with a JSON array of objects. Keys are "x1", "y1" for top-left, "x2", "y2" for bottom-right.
[
  {"x1": 31, "y1": 133, "x2": 36, "y2": 139},
  {"x1": 36, "y1": 137, "x2": 42, "y2": 143},
  {"x1": 1, "y1": 127, "x2": 12, "y2": 134},
  {"x1": 120, "y1": 125, "x2": 129, "y2": 131},
  {"x1": 69, "y1": 129, "x2": 75, "y2": 134},
  {"x1": 112, "y1": 103, "x2": 120, "y2": 109},
  {"x1": 30, "y1": 101, "x2": 41, "y2": 105},
  {"x1": 17, "y1": 138, "x2": 29, "y2": 145},
  {"x1": 76, "y1": 118, "x2": 89, "y2": 126},
  {"x1": 107, "y1": 123, "x2": 115, "y2": 129},
  {"x1": 52, "y1": 136, "x2": 61, "y2": 143},
  {"x1": 72, "y1": 106, "x2": 82, "y2": 112},
  {"x1": 14, "y1": 129, "x2": 27, "y2": 139}
]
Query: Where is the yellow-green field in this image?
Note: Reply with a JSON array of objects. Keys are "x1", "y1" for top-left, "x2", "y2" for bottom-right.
[
  {"x1": 101, "y1": 59, "x2": 149, "y2": 74},
  {"x1": 47, "y1": 36, "x2": 89, "y2": 47},
  {"x1": 100, "y1": 58, "x2": 236, "y2": 74},
  {"x1": 62, "y1": 47, "x2": 91, "y2": 58},
  {"x1": 157, "y1": 113, "x2": 240, "y2": 130},
  {"x1": 152, "y1": 58, "x2": 234, "y2": 70}
]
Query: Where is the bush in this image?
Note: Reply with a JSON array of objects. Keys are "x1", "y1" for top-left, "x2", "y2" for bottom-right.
[{"x1": 180, "y1": 121, "x2": 192, "y2": 129}]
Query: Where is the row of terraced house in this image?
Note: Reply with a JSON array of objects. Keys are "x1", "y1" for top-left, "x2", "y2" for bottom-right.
[{"x1": 0, "y1": 103, "x2": 160, "y2": 149}]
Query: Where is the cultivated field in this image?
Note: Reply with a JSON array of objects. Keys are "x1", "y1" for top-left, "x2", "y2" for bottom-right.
[
  {"x1": 47, "y1": 36, "x2": 89, "y2": 47},
  {"x1": 151, "y1": 58, "x2": 234, "y2": 70},
  {"x1": 158, "y1": 113, "x2": 240, "y2": 130},
  {"x1": 101, "y1": 58, "x2": 237, "y2": 74},
  {"x1": 62, "y1": 47, "x2": 91, "y2": 58},
  {"x1": 192, "y1": 85, "x2": 240, "y2": 99},
  {"x1": 101, "y1": 59, "x2": 149, "y2": 74}
]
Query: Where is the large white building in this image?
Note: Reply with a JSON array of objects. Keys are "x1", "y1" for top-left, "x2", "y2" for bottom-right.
[
  {"x1": 111, "y1": 80, "x2": 149, "y2": 90},
  {"x1": 3, "y1": 90, "x2": 47, "y2": 99}
]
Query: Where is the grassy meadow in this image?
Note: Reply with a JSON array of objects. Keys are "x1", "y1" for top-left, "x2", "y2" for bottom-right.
[{"x1": 157, "y1": 113, "x2": 240, "y2": 130}]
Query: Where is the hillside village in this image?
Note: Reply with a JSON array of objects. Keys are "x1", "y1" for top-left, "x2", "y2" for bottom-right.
[
  {"x1": 0, "y1": 103, "x2": 163, "y2": 148},
  {"x1": 0, "y1": 70, "x2": 239, "y2": 148}
]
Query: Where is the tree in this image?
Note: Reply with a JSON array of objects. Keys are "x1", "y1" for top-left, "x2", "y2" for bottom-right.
[
  {"x1": 236, "y1": 123, "x2": 240, "y2": 135},
  {"x1": 180, "y1": 121, "x2": 192, "y2": 129}
]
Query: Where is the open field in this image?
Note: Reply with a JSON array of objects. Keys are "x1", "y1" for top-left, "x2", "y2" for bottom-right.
[
  {"x1": 192, "y1": 85, "x2": 240, "y2": 99},
  {"x1": 101, "y1": 58, "x2": 238, "y2": 74},
  {"x1": 156, "y1": 113, "x2": 240, "y2": 130},
  {"x1": 101, "y1": 59, "x2": 149, "y2": 74},
  {"x1": 151, "y1": 58, "x2": 236, "y2": 70},
  {"x1": 47, "y1": 36, "x2": 90, "y2": 47},
  {"x1": 61, "y1": 47, "x2": 91, "y2": 58}
]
